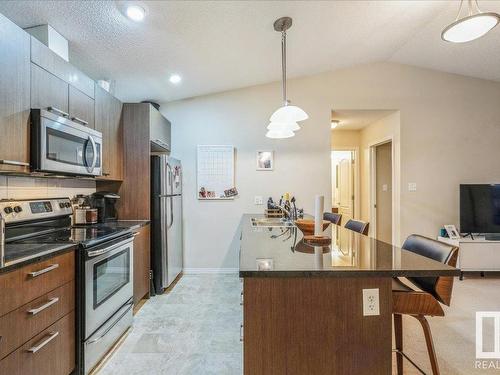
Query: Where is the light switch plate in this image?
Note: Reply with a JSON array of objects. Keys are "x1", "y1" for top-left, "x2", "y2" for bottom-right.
[
  {"x1": 408, "y1": 182, "x2": 417, "y2": 192},
  {"x1": 362, "y1": 288, "x2": 380, "y2": 316},
  {"x1": 254, "y1": 196, "x2": 263, "y2": 205},
  {"x1": 382, "y1": 184, "x2": 388, "y2": 192}
]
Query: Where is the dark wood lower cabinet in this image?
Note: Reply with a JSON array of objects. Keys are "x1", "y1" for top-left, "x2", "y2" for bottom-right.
[
  {"x1": 243, "y1": 277, "x2": 392, "y2": 375},
  {"x1": 0, "y1": 311, "x2": 75, "y2": 375},
  {"x1": 133, "y1": 224, "x2": 151, "y2": 306}
]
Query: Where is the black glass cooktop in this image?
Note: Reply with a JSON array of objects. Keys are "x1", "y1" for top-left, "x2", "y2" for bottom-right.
[{"x1": 16, "y1": 225, "x2": 130, "y2": 249}]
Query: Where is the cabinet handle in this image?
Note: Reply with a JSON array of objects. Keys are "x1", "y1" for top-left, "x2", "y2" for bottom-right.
[
  {"x1": 0, "y1": 160, "x2": 30, "y2": 167},
  {"x1": 240, "y1": 324, "x2": 244, "y2": 342},
  {"x1": 71, "y1": 116, "x2": 89, "y2": 126},
  {"x1": 47, "y1": 106, "x2": 69, "y2": 118},
  {"x1": 102, "y1": 172, "x2": 110, "y2": 177},
  {"x1": 27, "y1": 264, "x2": 59, "y2": 278},
  {"x1": 27, "y1": 297, "x2": 59, "y2": 315},
  {"x1": 27, "y1": 331, "x2": 59, "y2": 353},
  {"x1": 133, "y1": 232, "x2": 140, "y2": 237},
  {"x1": 240, "y1": 291, "x2": 244, "y2": 306}
]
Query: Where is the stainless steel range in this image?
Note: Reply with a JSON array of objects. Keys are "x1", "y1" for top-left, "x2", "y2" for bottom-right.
[{"x1": 0, "y1": 198, "x2": 134, "y2": 374}]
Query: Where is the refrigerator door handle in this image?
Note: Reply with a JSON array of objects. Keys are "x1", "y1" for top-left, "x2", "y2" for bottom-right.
[{"x1": 168, "y1": 196, "x2": 174, "y2": 229}]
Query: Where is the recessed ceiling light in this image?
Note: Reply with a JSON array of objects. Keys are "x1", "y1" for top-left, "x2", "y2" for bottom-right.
[
  {"x1": 126, "y1": 5, "x2": 146, "y2": 22},
  {"x1": 331, "y1": 120, "x2": 340, "y2": 129},
  {"x1": 169, "y1": 74, "x2": 182, "y2": 84}
]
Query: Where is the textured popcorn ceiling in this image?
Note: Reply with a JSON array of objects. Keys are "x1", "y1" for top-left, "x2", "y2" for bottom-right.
[{"x1": 1, "y1": 1, "x2": 499, "y2": 103}]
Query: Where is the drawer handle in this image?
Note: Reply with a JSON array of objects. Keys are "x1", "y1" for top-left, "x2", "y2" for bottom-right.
[
  {"x1": 27, "y1": 331, "x2": 59, "y2": 353},
  {"x1": 71, "y1": 116, "x2": 89, "y2": 126},
  {"x1": 27, "y1": 297, "x2": 59, "y2": 315},
  {"x1": 240, "y1": 291, "x2": 244, "y2": 306},
  {"x1": 28, "y1": 264, "x2": 59, "y2": 278},
  {"x1": 47, "y1": 106, "x2": 69, "y2": 118},
  {"x1": 0, "y1": 160, "x2": 30, "y2": 167},
  {"x1": 133, "y1": 232, "x2": 140, "y2": 237}
]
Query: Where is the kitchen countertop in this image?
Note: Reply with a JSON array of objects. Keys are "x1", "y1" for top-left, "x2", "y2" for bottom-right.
[
  {"x1": 92, "y1": 220, "x2": 150, "y2": 231},
  {"x1": 239, "y1": 214, "x2": 460, "y2": 278}
]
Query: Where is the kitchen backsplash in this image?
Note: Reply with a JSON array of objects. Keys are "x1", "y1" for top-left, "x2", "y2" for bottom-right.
[{"x1": 0, "y1": 176, "x2": 96, "y2": 200}]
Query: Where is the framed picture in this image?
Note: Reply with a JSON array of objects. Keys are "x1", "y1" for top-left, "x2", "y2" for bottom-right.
[
  {"x1": 444, "y1": 224, "x2": 460, "y2": 240},
  {"x1": 256, "y1": 151, "x2": 274, "y2": 171}
]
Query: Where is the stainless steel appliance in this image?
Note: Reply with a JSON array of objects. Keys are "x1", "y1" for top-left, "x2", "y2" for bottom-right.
[
  {"x1": 31, "y1": 108, "x2": 103, "y2": 176},
  {"x1": 0, "y1": 198, "x2": 134, "y2": 374},
  {"x1": 89, "y1": 192, "x2": 120, "y2": 222},
  {"x1": 151, "y1": 155, "x2": 183, "y2": 293}
]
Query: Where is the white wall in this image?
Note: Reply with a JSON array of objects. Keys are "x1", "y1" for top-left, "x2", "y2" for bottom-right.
[{"x1": 163, "y1": 62, "x2": 500, "y2": 271}]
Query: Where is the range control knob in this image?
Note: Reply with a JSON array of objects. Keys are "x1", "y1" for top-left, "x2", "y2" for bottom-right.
[
  {"x1": 13, "y1": 206, "x2": 22, "y2": 213},
  {"x1": 59, "y1": 202, "x2": 65, "y2": 208},
  {"x1": 3, "y1": 206, "x2": 13, "y2": 214},
  {"x1": 65, "y1": 202, "x2": 72, "y2": 208}
]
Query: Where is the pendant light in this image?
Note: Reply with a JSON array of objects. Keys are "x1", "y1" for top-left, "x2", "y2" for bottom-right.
[
  {"x1": 442, "y1": 0, "x2": 499, "y2": 43},
  {"x1": 266, "y1": 17, "x2": 308, "y2": 139}
]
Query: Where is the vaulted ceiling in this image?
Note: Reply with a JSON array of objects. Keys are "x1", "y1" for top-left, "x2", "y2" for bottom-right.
[{"x1": 1, "y1": 1, "x2": 499, "y2": 103}]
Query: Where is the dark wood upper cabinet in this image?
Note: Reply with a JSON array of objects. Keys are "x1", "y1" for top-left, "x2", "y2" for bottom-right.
[
  {"x1": 94, "y1": 85, "x2": 123, "y2": 180},
  {"x1": 30, "y1": 36, "x2": 94, "y2": 99},
  {"x1": 69, "y1": 85, "x2": 95, "y2": 128},
  {"x1": 0, "y1": 13, "x2": 31, "y2": 172},
  {"x1": 31, "y1": 63, "x2": 69, "y2": 115}
]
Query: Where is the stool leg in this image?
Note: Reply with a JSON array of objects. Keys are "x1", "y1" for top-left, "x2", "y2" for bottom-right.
[
  {"x1": 415, "y1": 315, "x2": 440, "y2": 375},
  {"x1": 394, "y1": 314, "x2": 404, "y2": 375}
]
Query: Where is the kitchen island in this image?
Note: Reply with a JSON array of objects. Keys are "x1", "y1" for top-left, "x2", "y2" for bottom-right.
[{"x1": 239, "y1": 214, "x2": 459, "y2": 375}]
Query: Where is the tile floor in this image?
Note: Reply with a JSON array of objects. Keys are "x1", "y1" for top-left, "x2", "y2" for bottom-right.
[
  {"x1": 98, "y1": 274, "x2": 500, "y2": 375},
  {"x1": 97, "y1": 274, "x2": 243, "y2": 375}
]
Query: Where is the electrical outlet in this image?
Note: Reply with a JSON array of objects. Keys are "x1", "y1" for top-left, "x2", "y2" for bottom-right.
[
  {"x1": 362, "y1": 288, "x2": 380, "y2": 316},
  {"x1": 254, "y1": 196, "x2": 263, "y2": 205},
  {"x1": 408, "y1": 182, "x2": 417, "y2": 192}
]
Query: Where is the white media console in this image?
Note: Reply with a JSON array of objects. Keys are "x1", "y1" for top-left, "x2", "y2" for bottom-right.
[{"x1": 438, "y1": 236, "x2": 500, "y2": 280}]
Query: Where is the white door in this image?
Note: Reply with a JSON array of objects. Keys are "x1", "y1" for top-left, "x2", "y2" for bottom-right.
[{"x1": 338, "y1": 156, "x2": 354, "y2": 253}]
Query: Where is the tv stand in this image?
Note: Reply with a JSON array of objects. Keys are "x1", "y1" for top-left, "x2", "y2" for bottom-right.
[{"x1": 438, "y1": 235, "x2": 500, "y2": 280}]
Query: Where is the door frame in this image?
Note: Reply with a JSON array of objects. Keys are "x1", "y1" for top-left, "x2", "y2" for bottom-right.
[
  {"x1": 331, "y1": 147, "x2": 360, "y2": 221},
  {"x1": 369, "y1": 137, "x2": 396, "y2": 245}
]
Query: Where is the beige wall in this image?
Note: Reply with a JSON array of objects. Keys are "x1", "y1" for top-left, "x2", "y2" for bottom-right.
[
  {"x1": 376, "y1": 142, "x2": 393, "y2": 243},
  {"x1": 331, "y1": 130, "x2": 360, "y2": 150},
  {"x1": 163, "y1": 62, "x2": 500, "y2": 270}
]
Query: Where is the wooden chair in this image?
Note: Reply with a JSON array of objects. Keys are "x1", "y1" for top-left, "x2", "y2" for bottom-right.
[
  {"x1": 344, "y1": 219, "x2": 369, "y2": 235},
  {"x1": 393, "y1": 235, "x2": 459, "y2": 375},
  {"x1": 323, "y1": 212, "x2": 342, "y2": 226}
]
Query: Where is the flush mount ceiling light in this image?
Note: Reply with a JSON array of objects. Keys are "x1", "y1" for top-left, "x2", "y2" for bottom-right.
[
  {"x1": 331, "y1": 120, "x2": 340, "y2": 129},
  {"x1": 126, "y1": 4, "x2": 146, "y2": 22},
  {"x1": 442, "y1": 0, "x2": 499, "y2": 43},
  {"x1": 266, "y1": 17, "x2": 309, "y2": 139},
  {"x1": 169, "y1": 74, "x2": 182, "y2": 84}
]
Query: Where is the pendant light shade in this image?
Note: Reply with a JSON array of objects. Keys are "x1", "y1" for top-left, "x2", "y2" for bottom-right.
[
  {"x1": 442, "y1": 1, "x2": 499, "y2": 43},
  {"x1": 265, "y1": 129, "x2": 295, "y2": 139},
  {"x1": 265, "y1": 17, "x2": 308, "y2": 139},
  {"x1": 267, "y1": 121, "x2": 301, "y2": 132},
  {"x1": 270, "y1": 105, "x2": 309, "y2": 123}
]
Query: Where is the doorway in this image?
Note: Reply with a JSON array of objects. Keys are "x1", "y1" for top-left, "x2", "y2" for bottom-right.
[{"x1": 371, "y1": 141, "x2": 393, "y2": 243}]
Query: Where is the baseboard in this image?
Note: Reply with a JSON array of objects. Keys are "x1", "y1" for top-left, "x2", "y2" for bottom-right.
[{"x1": 183, "y1": 268, "x2": 239, "y2": 275}]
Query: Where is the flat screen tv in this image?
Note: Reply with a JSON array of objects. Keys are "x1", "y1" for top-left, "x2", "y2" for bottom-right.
[{"x1": 460, "y1": 184, "x2": 500, "y2": 234}]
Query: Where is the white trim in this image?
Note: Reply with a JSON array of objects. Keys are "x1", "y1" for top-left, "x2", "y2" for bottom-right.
[{"x1": 183, "y1": 268, "x2": 239, "y2": 275}]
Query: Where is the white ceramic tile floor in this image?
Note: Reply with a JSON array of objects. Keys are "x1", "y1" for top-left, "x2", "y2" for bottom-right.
[
  {"x1": 97, "y1": 274, "x2": 500, "y2": 375},
  {"x1": 97, "y1": 274, "x2": 243, "y2": 375}
]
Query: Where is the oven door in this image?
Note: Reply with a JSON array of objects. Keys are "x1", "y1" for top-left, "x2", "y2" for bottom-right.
[
  {"x1": 33, "y1": 110, "x2": 102, "y2": 176},
  {"x1": 85, "y1": 236, "x2": 133, "y2": 338}
]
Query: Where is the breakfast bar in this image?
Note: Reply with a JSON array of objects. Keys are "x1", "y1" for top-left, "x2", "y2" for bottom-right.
[{"x1": 239, "y1": 214, "x2": 460, "y2": 375}]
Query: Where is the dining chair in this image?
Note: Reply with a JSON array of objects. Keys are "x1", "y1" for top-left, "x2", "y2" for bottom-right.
[
  {"x1": 323, "y1": 212, "x2": 342, "y2": 226},
  {"x1": 344, "y1": 219, "x2": 369, "y2": 235},
  {"x1": 392, "y1": 234, "x2": 459, "y2": 375}
]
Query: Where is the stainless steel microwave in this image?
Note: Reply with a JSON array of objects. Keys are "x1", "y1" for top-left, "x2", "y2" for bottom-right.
[{"x1": 31, "y1": 108, "x2": 103, "y2": 176}]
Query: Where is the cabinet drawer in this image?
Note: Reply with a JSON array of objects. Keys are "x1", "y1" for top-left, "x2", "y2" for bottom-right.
[
  {"x1": 0, "y1": 280, "x2": 74, "y2": 360},
  {"x1": 0, "y1": 250, "x2": 75, "y2": 317},
  {"x1": 0, "y1": 311, "x2": 75, "y2": 375}
]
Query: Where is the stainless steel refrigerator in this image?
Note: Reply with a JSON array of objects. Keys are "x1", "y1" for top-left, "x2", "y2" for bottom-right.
[{"x1": 151, "y1": 155, "x2": 183, "y2": 294}]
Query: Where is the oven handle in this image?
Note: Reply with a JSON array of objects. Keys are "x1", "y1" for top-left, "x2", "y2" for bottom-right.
[
  {"x1": 87, "y1": 236, "x2": 133, "y2": 258},
  {"x1": 86, "y1": 300, "x2": 133, "y2": 344}
]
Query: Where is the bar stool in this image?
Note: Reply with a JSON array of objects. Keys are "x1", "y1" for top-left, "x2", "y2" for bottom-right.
[
  {"x1": 323, "y1": 212, "x2": 342, "y2": 225},
  {"x1": 393, "y1": 234, "x2": 459, "y2": 375},
  {"x1": 344, "y1": 219, "x2": 369, "y2": 235}
]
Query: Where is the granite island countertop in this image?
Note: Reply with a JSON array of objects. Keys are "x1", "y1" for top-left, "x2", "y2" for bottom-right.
[{"x1": 239, "y1": 214, "x2": 460, "y2": 278}]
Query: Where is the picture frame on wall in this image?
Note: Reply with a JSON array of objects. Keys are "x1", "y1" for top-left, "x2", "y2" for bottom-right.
[
  {"x1": 256, "y1": 151, "x2": 274, "y2": 171},
  {"x1": 444, "y1": 224, "x2": 460, "y2": 240}
]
